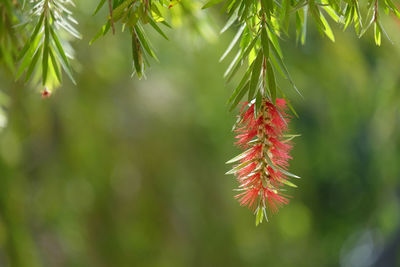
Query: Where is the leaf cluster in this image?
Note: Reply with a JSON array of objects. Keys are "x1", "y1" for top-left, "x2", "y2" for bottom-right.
[
  {"x1": 16, "y1": 0, "x2": 79, "y2": 88},
  {"x1": 202, "y1": 0, "x2": 400, "y2": 114},
  {"x1": 91, "y1": 0, "x2": 174, "y2": 78}
]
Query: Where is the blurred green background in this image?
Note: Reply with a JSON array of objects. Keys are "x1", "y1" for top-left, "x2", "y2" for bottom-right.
[{"x1": 1, "y1": 1, "x2": 400, "y2": 266}]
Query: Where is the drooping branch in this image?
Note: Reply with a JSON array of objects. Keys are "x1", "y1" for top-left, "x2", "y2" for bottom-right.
[{"x1": 16, "y1": 0, "x2": 80, "y2": 89}]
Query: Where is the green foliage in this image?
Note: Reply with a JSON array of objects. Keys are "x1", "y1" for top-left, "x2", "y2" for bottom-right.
[
  {"x1": 15, "y1": 0, "x2": 80, "y2": 88},
  {"x1": 215, "y1": 0, "x2": 400, "y2": 114},
  {"x1": 92, "y1": 1, "x2": 170, "y2": 77},
  {"x1": 0, "y1": 0, "x2": 24, "y2": 74},
  {"x1": 1, "y1": 0, "x2": 399, "y2": 93},
  {"x1": 90, "y1": 0, "x2": 215, "y2": 78}
]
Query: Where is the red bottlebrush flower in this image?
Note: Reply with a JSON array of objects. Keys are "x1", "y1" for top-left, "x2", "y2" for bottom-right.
[
  {"x1": 227, "y1": 98, "x2": 298, "y2": 224},
  {"x1": 237, "y1": 162, "x2": 258, "y2": 178},
  {"x1": 236, "y1": 186, "x2": 260, "y2": 210},
  {"x1": 241, "y1": 144, "x2": 262, "y2": 162},
  {"x1": 234, "y1": 128, "x2": 257, "y2": 146},
  {"x1": 264, "y1": 188, "x2": 289, "y2": 214}
]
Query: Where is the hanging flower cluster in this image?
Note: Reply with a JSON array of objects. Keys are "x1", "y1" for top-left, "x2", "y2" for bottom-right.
[{"x1": 226, "y1": 98, "x2": 299, "y2": 225}]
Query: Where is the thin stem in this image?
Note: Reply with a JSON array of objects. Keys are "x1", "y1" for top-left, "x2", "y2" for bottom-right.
[{"x1": 374, "y1": 0, "x2": 379, "y2": 22}]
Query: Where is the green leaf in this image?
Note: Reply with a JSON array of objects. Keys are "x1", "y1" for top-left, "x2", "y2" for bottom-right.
[
  {"x1": 255, "y1": 91, "x2": 262, "y2": 118},
  {"x1": 230, "y1": 81, "x2": 250, "y2": 111},
  {"x1": 151, "y1": 3, "x2": 165, "y2": 23},
  {"x1": 225, "y1": 159, "x2": 253, "y2": 175},
  {"x1": 281, "y1": 179, "x2": 298, "y2": 188},
  {"x1": 374, "y1": 22, "x2": 381, "y2": 46},
  {"x1": 261, "y1": 27, "x2": 269, "y2": 59},
  {"x1": 49, "y1": 26, "x2": 76, "y2": 84},
  {"x1": 93, "y1": 0, "x2": 107, "y2": 16},
  {"x1": 90, "y1": 22, "x2": 111, "y2": 45},
  {"x1": 126, "y1": 10, "x2": 140, "y2": 27},
  {"x1": 202, "y1": 0, "x2": 224, "y2": 9},
  {"x1": 25, "y1": 44, "x2": 42, "y2": 83},
  {"x1": 280, "y1": 0, "x2": 290, "y2": 34},
  {"x1": 255, "y1": 207, "x2": 264, "y2": 226},
  {"x1": 295, "y1": 7, "x2": 307, "y2": 44},
  {"x1": 49, "y1": 47, "x2": 62, "y2": 83},
  {"x1": 18, "y1": 13, "x2": 44, "y2": 61},
  {"x1": 135, "y1": 24, "x2": 158, "y2": 60},
  {"x1": 42, "y1": 19, "x2": 50, "y2": 85},
  {"x1": 344, "y1": 5, "x2": 354, "y2": 31},
  {"x1": 353, "y1": 1, "x2": 363, "y2": 35},
  {"x1": 377, "y1": 21, "x2": 393, "y2": 44},
  {"x1": 292, "y1": 0, "x2": 308, "y2": 14},
  {"x1": 263, "y1": 207, "x2": 268, "y2": 222},
  {"x1": 269, "y1": 43, "x2": 303, "y2": 98},
  {"x1": 220, "y1": 25, "x2": 245, "y2": 62},
  {"x1": 301, "y1": 7, "x2": 308, "y2": 44},
  {"x1": 283, "y1": 134, "x2": 301, "y2": 142},
  {"x1": 226, "y1": 147, "x2": 254, "y2": 164},
  {"x1": 261, "y1": 0, "x2": 273, "y2": 19},
  {"x1": 113, "y1": 0, "x2": 135, "y2": 22},
  {"x1": 161, "y1": 21, "x2": 172, "y2": 29},
  {"x1": 248, "y1": 50, "x2": 263, "y2": 101},
  {"x1": 226, "y1": 0, "x2": 240, "y2": 16},
  {"x1": 224, "y1": 50, "x2": 241, "y2": 80},
  {"x1": 266, "y1": 26, "x2": 282, "y2": 58},
  {"x1": 353, "y1": 6, "x2": 361, "y2": 35},
  {"x1": 227, "y1": 65, "x2": 252, "y2": 105},
  {"x1": 266, "y1": 60, "x2": 276, "y2": 103},
  {"x1": 386, "y1": 0, "x2": 400, "y2": 19},
  {"x1": 131, "y1": 30, "x2": 143, "y2": 78},
  {"x1": 220, "y1": 13, "x2": 238, "y2": 33},
  {"x1": 319, "y1": 12, "x2": 335, "y2": 42},
  {"x1": 321, "y1": 0, "x2": 341, "y2": 23},
  {"x1": 279, "y1": 168, "x2": 301, "y2": 179},
  {"x1": 16, "y1": 33, "x2": 41, "y2": 80},
  {"x1": 148, "y1": 18, "x2": 169, "y2": 40},
  {"x1": 309, "y1": 1, "x2": 325, "y2": 31},
  {"x1": 225, "y1": 33, "x2": 259, "y2": 82}
]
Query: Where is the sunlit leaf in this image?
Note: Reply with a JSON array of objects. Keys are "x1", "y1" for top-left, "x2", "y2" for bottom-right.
[{"x1": 248, "y1": 50, "x2": 263, "y2": 101}]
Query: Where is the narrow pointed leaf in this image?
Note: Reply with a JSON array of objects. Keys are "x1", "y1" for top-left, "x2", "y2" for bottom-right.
[
  {"x1": 93, "y1": 0, "x2": 107, "y2": 15},
  {"x1": 281, "y1": 179, "x2": 298, "y2": 188},
  {"x1": 261, "y1": 27, "x2": 269, "y2": 59},
  {"x1": 230, "y1": 81, "x2": 250, "y2": 111},
  {"x1": 320, "y1": 12, "x2": 335, "y2": 42},
  {"x1": 50, "y1": 27, "x2": 76, "y2": 84},
  {"x1": 226, "y1": 147, "x2": 254, "y2": 164},
  {"x1": 220, "y1": 25, "x2": 245, "y2": 62},
  {"x1": 374, "y1": 22, "x2": 381, "y2": 46},
  {"x1": 49, "y1": 47, "x2": 62, "y2": 83},
  {"x1": 148, "y1": 18, "x2": 168, "y2": 40},
  {"x1": 266, "y1": 60, "x2": 276, "y2": 103},
  {"x1": 42, "y1": 19, "x2": 50, "y2": 85},
  {"x1": 202, "y1": 0, "x2": 224, "y2": 9},
  {"x1": 248, "y1": 50, "x2": 263, "y2": 101},
  {"x1": 25, "y1": 44, "x2": 42, "y2": 83},
  {"x1": 18, "y1": 13, "x2": 44, "y2": 61},
  {"x1": 227, "y1": 65, "x2": 252, "y2": 104}
]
